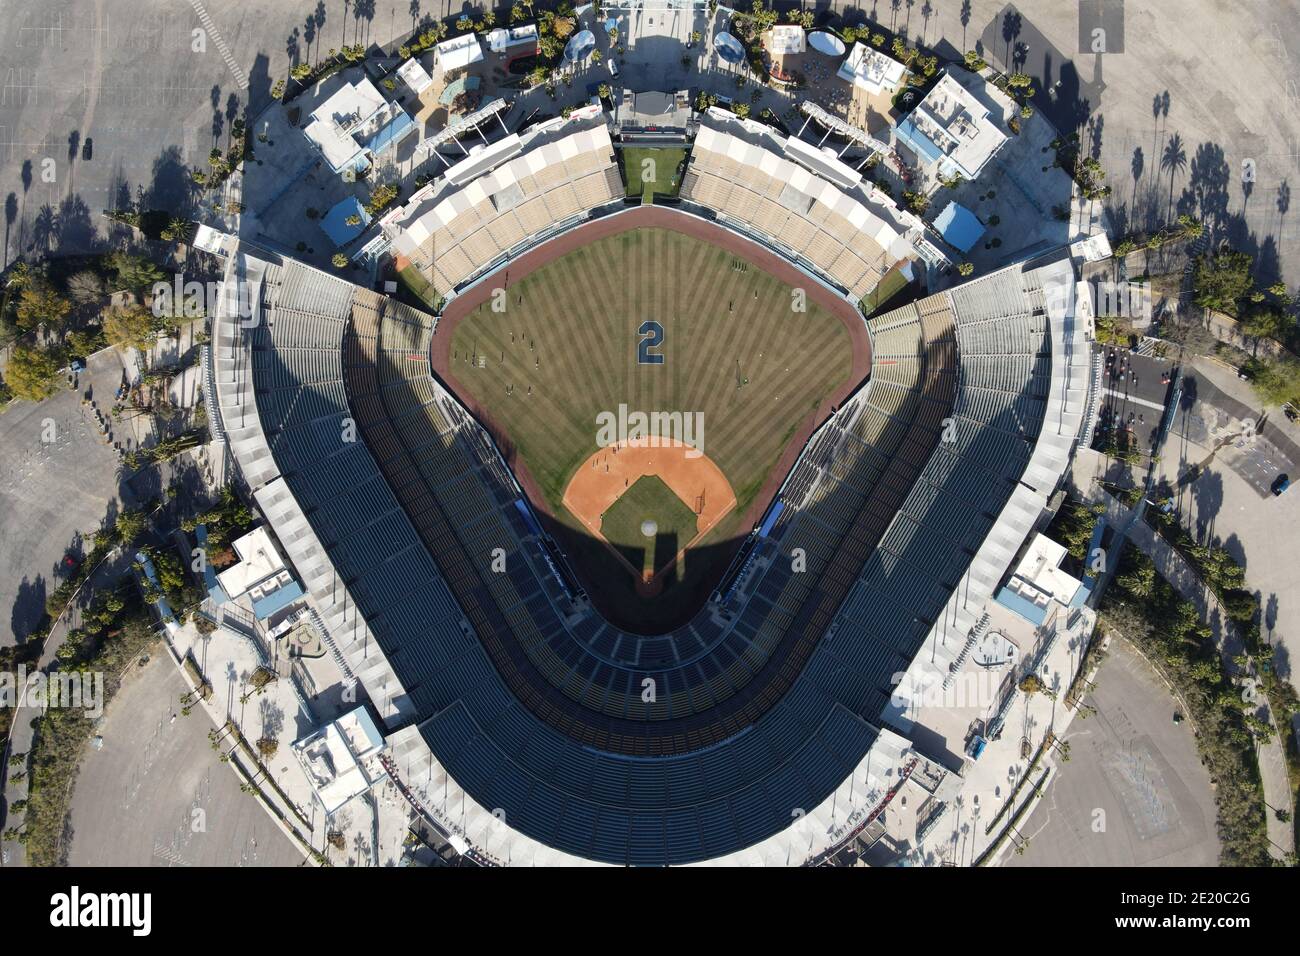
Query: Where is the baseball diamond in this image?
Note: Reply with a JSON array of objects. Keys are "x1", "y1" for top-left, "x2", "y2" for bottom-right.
[{"x1": 433, "y1": 214, "x2": 872, "y2": 631}]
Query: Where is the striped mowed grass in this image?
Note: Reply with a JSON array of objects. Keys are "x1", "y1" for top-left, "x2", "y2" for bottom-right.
[{"x1": 445, "y1": 227, "x2": 854, "y2": 619}]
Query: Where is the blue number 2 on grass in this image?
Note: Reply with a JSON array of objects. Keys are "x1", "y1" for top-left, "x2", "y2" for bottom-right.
[{"x1": 638, "y1": 320, "x2": 664, "y2": 365}]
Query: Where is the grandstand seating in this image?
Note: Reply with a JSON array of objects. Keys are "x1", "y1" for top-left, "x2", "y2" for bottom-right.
[
  {"x1": 391, "y1": 121, "x2": 622, "y2": 298},
  {"x1": 681, "y1": 118, "x2": 902, "y2": 302},
  {"x1": 216, "y1": 104, "x2": 1081, "y2": 863}
]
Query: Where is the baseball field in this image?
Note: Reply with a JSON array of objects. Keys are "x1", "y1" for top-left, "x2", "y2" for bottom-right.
[{"x1": 434, "y1": 211, "x2": 871, "y2": 631}]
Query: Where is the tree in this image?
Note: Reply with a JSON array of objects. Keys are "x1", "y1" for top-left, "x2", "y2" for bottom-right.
[
  {"x1": 66, "y1": 326, "x2": 106, "y2": 357},
  {"x1": 957, "y1": 262, "x2": 974, "y2": 276},
  {"x1": 1240, "y1": 307, "x2": 1291, "y2": 342},
  {"x1": 902, "y1": 189, "x2": 930, "y2": 215},
  {"x1": 732, "y1": 103, "x2": 751, "y2": 119},
  {"x1": 1117, "y1": 561, "x2": 1156, "y2": 598},
  {"x1": 115, "y1": 509, "x2": 147, "y2": 543},
  {"x1": 366, "y1": 182, "x2": 399, "y2": 215},
  {"x1": 15, "y1": 281, "x2": 72, "y2": 332},
  {"x1": 1192, "y1": 247, "x2": 1254, "y2": 313},
  {"x1": 66, "y1": 270, "x2": 105, "y2": 306},
  {"x1": 106, "y1": 251, "x2": 165, "y2": 293},
  {"x1": 5, "y1": 343, "x2": 63, "y2": 402},
  {"x1": 103, "y1": 304, "x2": 161, "y2": 352},
  {"x1": 161, "y1": 218, "x2": 194, "y2": 243},
  {"x1": 331, "y1": 253, "x2": 349, "y2": 268},
  {"x1": 1249, "y1": 356, "x2": 1300, "y2": 406}
]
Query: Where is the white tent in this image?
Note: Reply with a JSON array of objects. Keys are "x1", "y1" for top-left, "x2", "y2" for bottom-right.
[{"x1": 436, "y1": 33, "x2": 484, "y2": 73}]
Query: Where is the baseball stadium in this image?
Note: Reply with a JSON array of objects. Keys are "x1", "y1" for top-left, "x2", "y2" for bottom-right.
[{"x1": 208, "y1": 104, "x2": 1093, "y2": 866}]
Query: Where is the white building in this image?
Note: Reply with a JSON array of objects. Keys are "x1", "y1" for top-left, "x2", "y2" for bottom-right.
[
  {"x1": 435, "y1": 32, "x2": 484, "y2": 73},
  {"x1": 894, "y1": 72, "x2": 1008, "y2": 181},
  {"x1": 216, "y1": 525, "x2": 307, "y2": 621},
  {"x1": 302, "y1": 76, "x2": 415, "y2": 175},
  {"x1": 293, "y1": 707, "x2": 387, "y2": 815},
  {"x1": 396, "y1": 56, "x2": 433, "y2": 95},
  {"x1": 486, "y1": 24, "x2": 538, "y2": 57},
  {"x1": 837, "y1": 42, "x2": 907, "y2": 95}
]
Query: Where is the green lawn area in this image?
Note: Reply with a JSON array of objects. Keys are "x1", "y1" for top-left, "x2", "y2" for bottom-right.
[
  {"x1": 396, "y1": 262, "x2": 443, "y2": 314},
  {"x1": 600, "y1": 475, "x2": 698, "y2": 577},
  {"x1": 445, "y1": 226, "x2": 857, "y2": 628},
  {"x1": 861, "y1": 262, "x2": 914, "y2": 316},
  {"x1": 622, "y1": 147, "x2": 687, "y2": 199}
]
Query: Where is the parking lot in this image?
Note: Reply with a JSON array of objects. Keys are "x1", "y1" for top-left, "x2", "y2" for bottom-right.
[
  {"x1": 0, "y1": 347, "x2": 129, "y2": 646},
  {"x1": 1009, "y1": 636, "x2": 1219, "y2": 867},
  {"x1": 66, "y1": 652, "x2": 304, "y2": 867},
  {"x1": 0, "y1": 0, "x2": 353, "y2": 265},
  {"x1": 1156, "y1": 358, "x2": 1300, "y2": 684}
]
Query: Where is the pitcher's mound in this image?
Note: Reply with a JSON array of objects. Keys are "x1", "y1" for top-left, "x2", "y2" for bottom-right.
[{"x1": 640, "y1": 519, "x2": 658, "y2": 538}]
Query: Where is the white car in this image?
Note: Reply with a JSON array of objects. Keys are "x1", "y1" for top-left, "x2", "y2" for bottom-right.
[{"x1": 607, "y1": 59, "x2": 619, "y2": 78}]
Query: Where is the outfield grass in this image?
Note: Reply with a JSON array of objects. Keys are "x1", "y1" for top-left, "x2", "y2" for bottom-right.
[
  {"x1": 446, "y1": 227, "x2": 856, "y2": 627},
  {"x1": 622, "y1": 147, "x2": 686, "y2": 199},
  {"x1": 600, "y1": 475, "x2": 698, "y2": 577}
]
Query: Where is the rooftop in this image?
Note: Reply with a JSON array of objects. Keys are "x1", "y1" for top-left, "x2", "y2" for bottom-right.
[
  {"x1": 396, "y1": 56, "x2": 433, "y2": 94},
  {"x1": 933, "y1": 201, "x2": 985, "y2": 253},
  {"x1": 486, "y1": 24, "x2": 538, "y2": 53},
  {"x1": 302, "y1": 76, "x2": 388, "y2": 172},
  {"x1": 215, "y1": 526, "x2": 287, "y2": 599},
  {"x1": 899, "y1": 72, "x2": 1008, "y2": 180},
  {"x1": 837, "y1": 42, "x2": 907, "y2": 95},
  {"x1": 436, "y1": 32, "x2": 484, "y2": 73},
  {"x1": 293, "y1": 707, "x2": 387, "y2": 815}
]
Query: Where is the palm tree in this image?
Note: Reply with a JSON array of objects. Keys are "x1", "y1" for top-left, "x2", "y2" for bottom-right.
[{"x1": 1160, "y1": 132, "x2": 1187, "y2": 223}]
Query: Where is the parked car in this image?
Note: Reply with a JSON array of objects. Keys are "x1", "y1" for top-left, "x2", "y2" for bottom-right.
[
  {"x1": 1271, "y1": 473, "x2": 1290, "y2": 496},
  {"x1": 607, "y1": 59, "x2": 619, "y2": 78}
]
